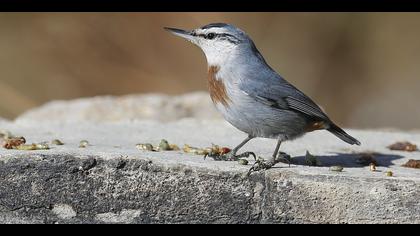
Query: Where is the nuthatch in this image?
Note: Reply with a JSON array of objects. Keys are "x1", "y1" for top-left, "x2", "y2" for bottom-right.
[{"x1": 165, "y1": 23, "x2": 361, "y2": 172}]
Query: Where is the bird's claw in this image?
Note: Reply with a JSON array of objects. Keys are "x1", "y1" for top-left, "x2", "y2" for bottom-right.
[
  {"x1": 205, "y1": 151, "x2": 256, "y2": 161},
  {"x1": 247, "y1": 152, "x2": 292, "y2": 176},
  {"x1": 276, "y1": 152, "x2": 292, "y2": 166}
]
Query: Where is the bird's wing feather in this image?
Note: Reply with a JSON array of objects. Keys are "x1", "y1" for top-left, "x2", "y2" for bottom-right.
[
  {"x1": 283, "y1": 95, "x2": 329, "y2": 120},
  {"x1": 239, "y1": 74, "x2": 331, "y2": 122}
]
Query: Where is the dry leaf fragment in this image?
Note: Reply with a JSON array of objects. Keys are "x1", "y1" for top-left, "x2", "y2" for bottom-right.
[
  {"x1": 402, "y1": 159, "x2": 420, "y2": 169},
  {"x1": 388, "y1": 142, "x2": 418, "y2": 152}
]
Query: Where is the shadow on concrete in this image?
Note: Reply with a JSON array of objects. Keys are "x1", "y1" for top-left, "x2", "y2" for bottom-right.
[{"x1": 289, "y1": 152, "x2": 405, "y2": 168}]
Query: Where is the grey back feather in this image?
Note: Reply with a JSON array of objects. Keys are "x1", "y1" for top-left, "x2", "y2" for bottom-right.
[{"x1": 238, "y1": 42, "x2": 332, "y2": 123}]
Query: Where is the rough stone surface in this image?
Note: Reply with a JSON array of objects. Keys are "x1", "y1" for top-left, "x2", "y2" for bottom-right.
[
  {"x1": 16, "y1": 92, "x2": 221, "y2": 123},
  {"x1": 1, "y1": 113, "x2": 420, "y2": 224}
]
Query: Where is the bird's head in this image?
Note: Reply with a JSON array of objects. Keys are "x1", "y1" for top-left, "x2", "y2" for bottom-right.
[{"x1": 165, "y1": 23, "x2": 252, "y2": 65}]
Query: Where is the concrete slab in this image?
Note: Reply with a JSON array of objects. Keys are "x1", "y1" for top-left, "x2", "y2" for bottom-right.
[{"x1": 1, "y1": 117, "x2": 419, "y2": 223}]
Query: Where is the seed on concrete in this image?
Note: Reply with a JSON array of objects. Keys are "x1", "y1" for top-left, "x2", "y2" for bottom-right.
[
  {"x1": 51, "y1": 139, "x2": 64, "y2": 145},
  {"x1": 238, "y1": 159, "x2": 249, "y2": 165},
  {"x1": 330, "y1": 166, "x2": 344, "y2": 172},
  {"x1": 79, "y1": 140, "x2": 89, "y2": 148}
]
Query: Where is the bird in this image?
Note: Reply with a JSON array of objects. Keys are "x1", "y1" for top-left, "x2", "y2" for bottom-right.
[{"x1": 165, "y1": 23, "x2": 361, "y2": 172}]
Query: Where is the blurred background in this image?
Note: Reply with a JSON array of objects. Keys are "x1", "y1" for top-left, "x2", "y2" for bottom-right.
[{"x1": 0, "y1": 12, "x2": 419, "y2": 129}]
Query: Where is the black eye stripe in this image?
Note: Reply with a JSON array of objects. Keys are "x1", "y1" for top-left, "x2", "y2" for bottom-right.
[
  {"x1": 196, "y1": 33, "x2": 215, "y2": 39},
  {"x1": 195, "y1": 32, "x2": 241, "y2": 44}
]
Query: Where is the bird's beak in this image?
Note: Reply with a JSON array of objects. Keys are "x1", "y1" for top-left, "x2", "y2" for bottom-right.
[{"x1": 164, "y1": 27, "x2": 196, "y2": 42}]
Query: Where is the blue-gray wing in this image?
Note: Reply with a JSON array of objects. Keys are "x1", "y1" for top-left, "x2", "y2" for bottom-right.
[{"x1": 239, "y1": 75, "x2": 331, "y2": 122}]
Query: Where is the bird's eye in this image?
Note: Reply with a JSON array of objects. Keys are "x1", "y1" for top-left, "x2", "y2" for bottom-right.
[{"x1": 206, "y1": 33, "x2": 216, "y2": 39}]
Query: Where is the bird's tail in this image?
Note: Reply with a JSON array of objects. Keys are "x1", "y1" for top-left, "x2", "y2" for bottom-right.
[{"x1": 327, "y1": 123, "x2": 361, "y2": 145}]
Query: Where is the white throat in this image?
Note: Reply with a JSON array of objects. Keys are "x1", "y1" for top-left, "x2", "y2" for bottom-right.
[{"x1": 200, "y1": 44, "x2": 237, "y2": 66}]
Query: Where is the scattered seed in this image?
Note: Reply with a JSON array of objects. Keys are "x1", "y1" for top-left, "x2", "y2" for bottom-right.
[
  {"x1": 158, "y1": 140, "x2": 179, "y2": 151},
  {"x1": 136, "y1": 143, "x2": 154, "y2": 151},
  {"x1": 2, "y1": 137, "x2": 26, "y2": 149},
  {"x1": 206, "y1": 144, "x2": 225, "y2": 157},
  {"x1": 388, "y1": 142, "x2": 418, "y2": 152},
  {"x1": 158, "y1": 139, "x2": 171, "y2": 151},
  {"x1": 183, "y1": 144, "x2": 209, "y2": 155},
  {"x1": 169, "y1": 144, "x2": 180, "y2": 151},
  {"x1": 14, "y1": 144, "x2": 37, "y2": 151},
  {"x1": 136, "y1": 139, "x2": 180, "y2": 152},
  {"x1": 51, "y1": 139, "x2": 64, "y2": 145},
  {"x1": 370, "y1": 163, "x2": 377, "y2": 172},
  {"x1": 1, "y1": 133, "x2": 52, "y2": 151},
  {"x1": 183, "y1": 143, "x2": 232, "y2": 157},
  {"x1": 36, "y1": 143, "x2": 50, "y2": 150},
  {"x1": 13, "y1": 142, "x2": 50, "y2": 151},
  {"x1": 330, "y1": 166, "x2": 344, "y2": 172},
  {"x1": 402, "y1": 159, "x2": 420, "y2": 169},
  {"x1": 238, "y1": 159, "x2": 249, "y2": 165},
  {"x1": 79, "y1": 140, "x2": 89, "y2": 148},
  {"x1": 385, "y1": 171, "x2": 393, "y2": 177}
]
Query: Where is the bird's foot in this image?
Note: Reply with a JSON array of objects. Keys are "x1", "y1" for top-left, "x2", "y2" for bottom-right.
[
  {"x1": 205, "y1": 151, "x2": 256, "y2": 161},
  {"x1": 247, "y1": 152, "x2": 292, "y2": 176},
  {"x1": 277, "y1": 152, "x2": 292, "y2": 166}
]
